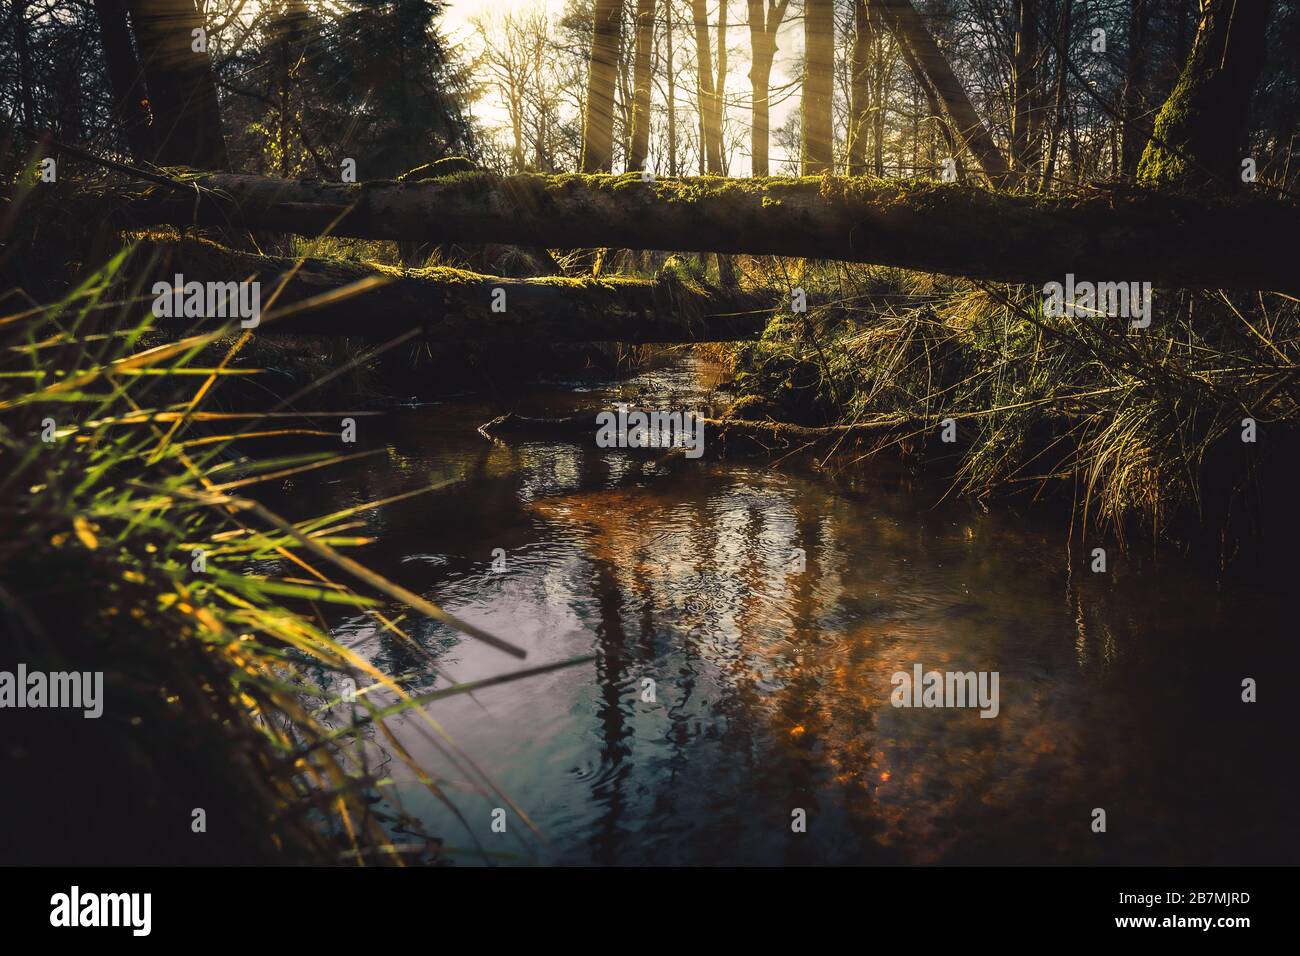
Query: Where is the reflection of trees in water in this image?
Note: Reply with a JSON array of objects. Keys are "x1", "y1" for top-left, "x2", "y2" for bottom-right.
[
  {"x1": 325, "y1": 436, "x2": 1104, "y2": 861},
  {"x1": 587, "y1": 553, "x2": 633, "y2": 864},
  {"x1": 532, "y1": 474, "x2": 885, "y2": 860},
  {"x1": 532, "y1": 473, "x2": 1107, "y2": 863},
  {"x1": 314, "y1": 411, "x2": 1300, "y2": 862}
]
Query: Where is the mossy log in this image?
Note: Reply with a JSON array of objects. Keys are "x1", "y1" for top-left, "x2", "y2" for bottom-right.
[
  {"x1": 117, "y1": 172, "x2": 1300, "y2": 291},
  {"x1": 126, "y1": 237, "x2": 775, "y2": 342}
]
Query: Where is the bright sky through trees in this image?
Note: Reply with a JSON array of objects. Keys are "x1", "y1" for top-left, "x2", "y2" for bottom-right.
[{"x1": 441, "y1": 0, "x2": 805, "y2": 176}]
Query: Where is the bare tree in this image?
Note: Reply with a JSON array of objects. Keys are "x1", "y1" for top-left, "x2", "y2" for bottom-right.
[
  {"x1": 872, "y1": 0, "x2": 1008, "y2": 186},
  {"x1": 1009, "y1": 0, "x2": 1041, "y2": 183},
  {"x1": 691, "y1": 0, "x2": 723, "y2": 172},
  {"x1": 847, "y1": 0, "x2": 871, "y2": 174},
  {"x1": 801, "y1": 0, "x2": 835, "y2": 173},
  {"x1": 475, "y1": 12, "x2": 545, "y2": 172},
  {"x1": 715, "y1": 0, "x2": 729, "y2": 174},
  {"x1": 582, "y1": 0, "x2": 626, "y2": 171},
  {"x1": 665, "y1": 0, "x2": 679, "y2": 175},
  {"x1": 628, "y1": 0, "x2": 656, "y2": 169},
  {"x1": 747, "y1": 0, "x2": 789, "y2": 176},
  {"x1": 1040, "y1": 0, "x2": 1071, "y2": 190}
]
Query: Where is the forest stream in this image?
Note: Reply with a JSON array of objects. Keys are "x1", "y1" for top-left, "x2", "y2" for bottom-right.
[{"x1": 271, "y1": 352, "x2": 1300, "y2": 866}]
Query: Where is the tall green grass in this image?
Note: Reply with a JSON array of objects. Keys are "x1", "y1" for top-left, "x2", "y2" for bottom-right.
[{"x1": 0, "y1": 245, "x2": 584, "y2": 864}]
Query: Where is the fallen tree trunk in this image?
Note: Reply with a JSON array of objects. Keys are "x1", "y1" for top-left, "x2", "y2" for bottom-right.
[
  {"x1": 126, "y1": 237, "x2": 775, "y2": 342},
  {"x1": 115, "y1": 172, "x2": 1300, "y2": 291}
]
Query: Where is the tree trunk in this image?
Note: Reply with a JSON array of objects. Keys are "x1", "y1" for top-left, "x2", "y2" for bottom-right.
[
  {"x1": 628, "y1": 0, "x2": 656, "y2": 170},
  {"x1": 1137, "y1": 0, "x2": 1273, "y2": 190},
  {"x1": 666, "y1": 0, "x2": 678, "y2": 175},
  {"x1": 749, "y1": 41, "x2": 774, "y2": 176},
  {"x1": 119, "y1": 171, "x2": 1300, "y2": 291},
  {"x1": 874, "y1": 0, "x2": 1010, "y2": 186},
  {"x1": 92, "y1": 0, "x2": 155, "y2": 161},
  {"x1": 1119, "y1": 0, "x2": 1151, "y2": 176},
  {"x1": 715, "y1": 0, "x2": 729, "y2": 174},
  {"x1": 890, "y1": 7, "x2": 960, "y2": 174},
  {"x1": 1040, "y1": 0, "x2": 1071, "y2": 190},
  {"x1": 847, "y1": 0, "x2": 872, "y2": 175},
  {"x1": 581, "y1": 0, "x2": 626, "y2": 171},
  {"x1": 1010, "y1": 0, "x2": 1041, "y2": 183},
  {"x1": 129, "y1": 237, "x2": 773, "y2": 342},
  {"x1": 13, "y1": 0, "x2": 38, "y2": 135},
  {"x1": 691, "y1": 0, "x2": 723, "y2": 173},
  {"x1": 747, "y1": 0, "x2": 788, "y2": 177},
  {"x1": 712, "y1": 0, "x2": 736, "y2": 283},
  {"x1": 871, "y1": 18, "x2": 887, "y2": 175},
  {"x1": 801, "y1": 0, "x2": 835, "y2": 174},
  {"x1": 127, "y1": 0, "x2": 229, "y2": 170}
]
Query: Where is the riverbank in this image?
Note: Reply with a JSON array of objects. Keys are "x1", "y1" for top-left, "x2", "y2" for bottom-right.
[{"x1": 715, "y1": 258, "x2": 1300, "y2": 560}]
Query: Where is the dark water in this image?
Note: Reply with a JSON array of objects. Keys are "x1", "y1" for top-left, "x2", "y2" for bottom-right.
[{"x1": 293, "y1": 354, "x2": 1297, "y2": 866}]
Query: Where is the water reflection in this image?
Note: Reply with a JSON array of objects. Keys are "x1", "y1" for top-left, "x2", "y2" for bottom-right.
[{"x1": 302, "y1": 356, "x2": 1298, "y2": 865}]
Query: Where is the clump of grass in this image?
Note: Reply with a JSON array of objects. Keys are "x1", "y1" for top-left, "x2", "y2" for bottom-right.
[
  {"x1": 0, "y1": 246, "x2": 582, "y2": 864},
  {"x1": 728, "y1": 262, "x2": 1300, "y2": 549}
]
